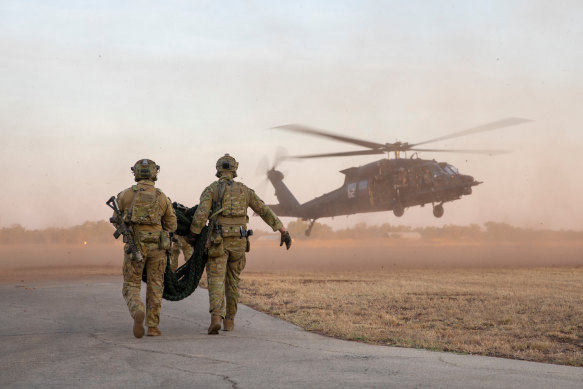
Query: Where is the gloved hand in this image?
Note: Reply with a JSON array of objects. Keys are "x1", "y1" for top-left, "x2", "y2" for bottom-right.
[
  {"x1": 184, "y1": 232, "x2": 198, "y2": 246},
  {"x1": 280, "y1": 230, "x2": 292, "y2": 250}
]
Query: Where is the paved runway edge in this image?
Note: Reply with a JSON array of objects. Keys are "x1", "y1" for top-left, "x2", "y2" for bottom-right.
[{"x1": 1, "y1": 277, "x2": 581, "y2": 388}]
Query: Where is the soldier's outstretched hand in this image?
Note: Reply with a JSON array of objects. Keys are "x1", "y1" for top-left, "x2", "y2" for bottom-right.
[{"x1": 280, "y1": 230, "x2": 292, "y2": 250}]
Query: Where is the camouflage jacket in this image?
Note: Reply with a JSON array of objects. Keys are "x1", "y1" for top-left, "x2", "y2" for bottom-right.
[
  {"x1": 116, "y1": 180, "x2": 177, "y2": 233},
  {"x1": 190, "y1": 176, "x2": 283, "y2": 235}
]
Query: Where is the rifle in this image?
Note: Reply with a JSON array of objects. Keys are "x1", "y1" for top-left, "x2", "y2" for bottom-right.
[{"x1": 106, "y1": 196, "x2": 144, "y2": 263}]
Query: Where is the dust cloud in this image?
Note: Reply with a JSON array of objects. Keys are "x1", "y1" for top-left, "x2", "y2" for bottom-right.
[
  {"x1": 0, "y1": 244, "x2": 122, "y2": 282},
  {"x1": 2, "y1": 237, "x2": 581, "y2": 283},
  {"x1": 246, "y1": 239, "x2": 583, "y2": 272}
]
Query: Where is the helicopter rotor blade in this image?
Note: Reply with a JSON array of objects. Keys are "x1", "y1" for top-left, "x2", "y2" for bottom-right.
[
  {"x1": 255, "y1": 155, "x2": 270, "y2": 176},
  {"x1": 411, "y1": 117, "x2": 531, "y2": 147},
  {"x1": 410, "y1": 148, "x2": 510, "y2": 155},
  {"x1": 273, "y1": 124, "x2": 385, "y2": 150},
  {"x1": 274, "y1": 146, "x2": 288, "y2": 169},
  {"x1": 287, "y1": 149, "x2": 386, "y2": 159},
  {"x1": 256, "y1": 176, "x2": 270, "y2": 197}
]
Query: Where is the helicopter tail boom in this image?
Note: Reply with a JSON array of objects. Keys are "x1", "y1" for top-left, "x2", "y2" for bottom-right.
[{"x1": 266, "y1": 168, "x2": 301, "y2": 216}]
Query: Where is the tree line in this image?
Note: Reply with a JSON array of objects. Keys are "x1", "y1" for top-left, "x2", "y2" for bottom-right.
[
  {"x1": 283, "y1": 220, "x2": 583, "y2": 241},
  {"x1": 0, "y1": 221, "x2": 115, "y2": 245},
  {"x1": 1, "y1": 219, "x2": 581, "y2": 245}
]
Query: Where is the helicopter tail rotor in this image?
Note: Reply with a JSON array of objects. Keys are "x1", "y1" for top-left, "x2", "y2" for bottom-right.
[
  {"x1": 255, "y1": 148, "x2": 290, "y2": 196},
  {"x1": 256, "y1": 147, "x2": 289, "y2": 175}
]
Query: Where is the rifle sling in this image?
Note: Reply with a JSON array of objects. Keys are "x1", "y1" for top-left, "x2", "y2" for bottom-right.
[
  {"x1": 213, "y1": 181, "x2": 227, "y2": 221},
  {"x1": 209, "y1": 207, "x2": 224, "y2": 220},
  {"x1": 205, "y1": 181, "x2": 227, "y2": 248},
  {"x1": 125, "y1": 188, "x2": 143, "y2": 254}
]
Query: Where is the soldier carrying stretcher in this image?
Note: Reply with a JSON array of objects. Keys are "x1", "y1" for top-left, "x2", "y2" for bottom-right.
[{"x1": 185, "y1": 154, "x2": 292, "y2": 334}]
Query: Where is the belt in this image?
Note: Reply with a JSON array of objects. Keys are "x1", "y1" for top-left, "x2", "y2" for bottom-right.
[{"x1": 217, "y1": 216, "x2": 247, "y2": 225}]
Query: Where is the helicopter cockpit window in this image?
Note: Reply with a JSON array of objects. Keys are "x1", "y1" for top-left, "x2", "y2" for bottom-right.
[
  {"x1": 446, "y1": 164, "x2": 459, "y2": 175},
  {"x1": 358, "y1": 180, "x2": 368, "y2": 191},
  {"x1": 443, "y1": 166, "x2": 456, "y2": 175},
  {"x1": 428, "y1": 165, "x2": 446, "y2": 177}
]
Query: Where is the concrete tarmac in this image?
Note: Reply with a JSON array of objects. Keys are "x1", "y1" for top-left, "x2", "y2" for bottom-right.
[{"x1": 1, "y1": 276, "x2": 581, "y2": 388}]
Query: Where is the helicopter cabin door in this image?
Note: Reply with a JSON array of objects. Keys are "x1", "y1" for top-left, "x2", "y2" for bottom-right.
[
  {"x1": 371, "y1": 175, "x2": 394, "y2": 208},
  {"x1": 346, "y1": 179, "x2": 373, "y2": 208}
]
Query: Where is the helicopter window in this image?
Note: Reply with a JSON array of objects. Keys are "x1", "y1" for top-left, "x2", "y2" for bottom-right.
[
  {"x1": 347, "y1": 183, "x2": 356, "y2": 199},
  {"x1": 443, "y1": 166, "x2": 455, "y2": 175},
  {"x1": 446, "y1": 164, "x2": 459, "y2": 175},
  {"x1": 428, "y1": 165, "x2": 446, "y2": 177},
  {"x1": 358, "y1": 180, "x2": 368, "y2": 191}
]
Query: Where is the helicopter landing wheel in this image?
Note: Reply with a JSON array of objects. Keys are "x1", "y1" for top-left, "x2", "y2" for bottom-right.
[
  {"x1": 393, "y1": 205, "x2": 404, "y2": 217},
  {"x1": 433, "y1": 204, "x2": 444, "y2": 218}
]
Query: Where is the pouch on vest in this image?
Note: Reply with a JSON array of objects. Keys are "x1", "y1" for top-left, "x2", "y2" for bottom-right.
[
  {"x1": 130, "y1": 191, "x2": 162, "y2": 225},
  {"x1": 138, "y1": 231, "x2": 160, "y2": 244},
  {"x1": 222, "y1": 183, "x2": 247, "y2": 217},
  {"x1": 207, "y1": 231, "x2": 224, "y2": 257},
  {"x1": 159, "y1": 231, "x2": 171, "y2": 250},
  {"x1": 221, "y1": 225, "x2": 244, "y2": 238}
]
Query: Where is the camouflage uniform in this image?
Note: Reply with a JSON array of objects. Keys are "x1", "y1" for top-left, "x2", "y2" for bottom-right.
[
  {"x1": 170, "y1": 235, "x2": 194, "y2": 272},
  {"x1": 190, "y1": 175, "x2": 283, "y2": 322},
  {"x1": 116, "y1": 177, "x2": 177, "y2": 330}
]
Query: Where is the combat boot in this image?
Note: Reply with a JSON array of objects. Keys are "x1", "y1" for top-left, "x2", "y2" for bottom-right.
[
  {"x1": 223, "y1": 318, "x2": 234, "y2": 331},
  {"x1": 147, "y1": 327, "x2": 162, "y2": 336},
  {"x1": 208, "y1": 315, "x2": 222, "y2": 335},
  {"x1": 133, "y1": 310, "x2": 145, "y2": 339}
]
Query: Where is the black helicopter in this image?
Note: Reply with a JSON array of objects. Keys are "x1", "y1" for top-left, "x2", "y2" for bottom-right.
[{"x1": 261, "y1": 118, "x2": 531, "y2": 236}]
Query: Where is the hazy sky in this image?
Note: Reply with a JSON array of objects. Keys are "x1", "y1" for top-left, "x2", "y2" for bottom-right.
[{"x1": 1, "y1": 0, "x2": 582, "y2": 230}]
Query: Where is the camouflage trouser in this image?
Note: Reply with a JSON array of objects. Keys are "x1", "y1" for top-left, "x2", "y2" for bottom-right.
[
  {"x1": 206, "y1": 237, "x2": 247, "y2": 319},
  {"x1": 122, "y1": 242, "x2": 167, "y2": 328},
  {"x1": 170, "y1": 235, "x2": 194, "y2": 272}
]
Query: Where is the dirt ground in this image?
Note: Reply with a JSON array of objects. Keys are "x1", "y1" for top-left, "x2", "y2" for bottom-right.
[{"x1": 1, "y1": 238, "x2": 582, "y2": 365}]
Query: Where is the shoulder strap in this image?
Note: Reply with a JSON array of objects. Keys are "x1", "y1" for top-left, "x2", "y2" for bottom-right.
[
  {"x1": 127, "y1": 186, "x2": 140, "y2": 221},
  {"x1": 209, "y1": 181, "x2": 226, "y2": 218},
  {"x1": 211, "y1": 181, "x2": 220, "y2": 203},
  {"x1": 235, "y1": 181, "x2": 248, "y2": 204}
]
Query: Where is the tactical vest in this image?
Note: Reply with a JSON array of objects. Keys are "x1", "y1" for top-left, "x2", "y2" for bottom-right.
[
  {"x1": 221, "y1": 181, "x2": 247, "y2": 217},
  {"x1": 216, "y1": 181, "x2": 248, "y2": 237},
  {"x1": 127, "y1": 185, "x2": 163, "y2": 226}
]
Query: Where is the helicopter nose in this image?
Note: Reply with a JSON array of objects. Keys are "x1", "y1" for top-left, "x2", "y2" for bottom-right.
[{"x1": 463, "y1": 175, "x2": 482, "y2": 186}]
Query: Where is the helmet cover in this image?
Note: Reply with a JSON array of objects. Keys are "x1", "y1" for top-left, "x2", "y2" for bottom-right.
[
  {"x1": 131, "y1": 159, "x2": 160, "y2": 181},
  {"x1": 215, "y1": 153, "x2": 238, "y2": 178}
]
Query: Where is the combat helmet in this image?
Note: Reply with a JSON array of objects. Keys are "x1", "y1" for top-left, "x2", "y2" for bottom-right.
[
  {"x1": 131, "y1": 159, "x2": 160, "y2": 181},
  {"x1": 215, "y1": 153, "x2": 238, "y2": 178}
]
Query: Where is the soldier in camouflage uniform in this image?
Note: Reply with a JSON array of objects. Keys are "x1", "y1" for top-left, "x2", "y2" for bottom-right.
[
  {"x1": 422, "y1": 167, "x2": 433, "y2": 190},
  {"x1": 114, "y1": 159, "x2": 177, "y2": 338},
  {"x1": 186, "y1": 154, "x2": 291, "y2": 334},
  {"x1": 170, "y1": 234, "x2": 194, "y2": 272}
]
